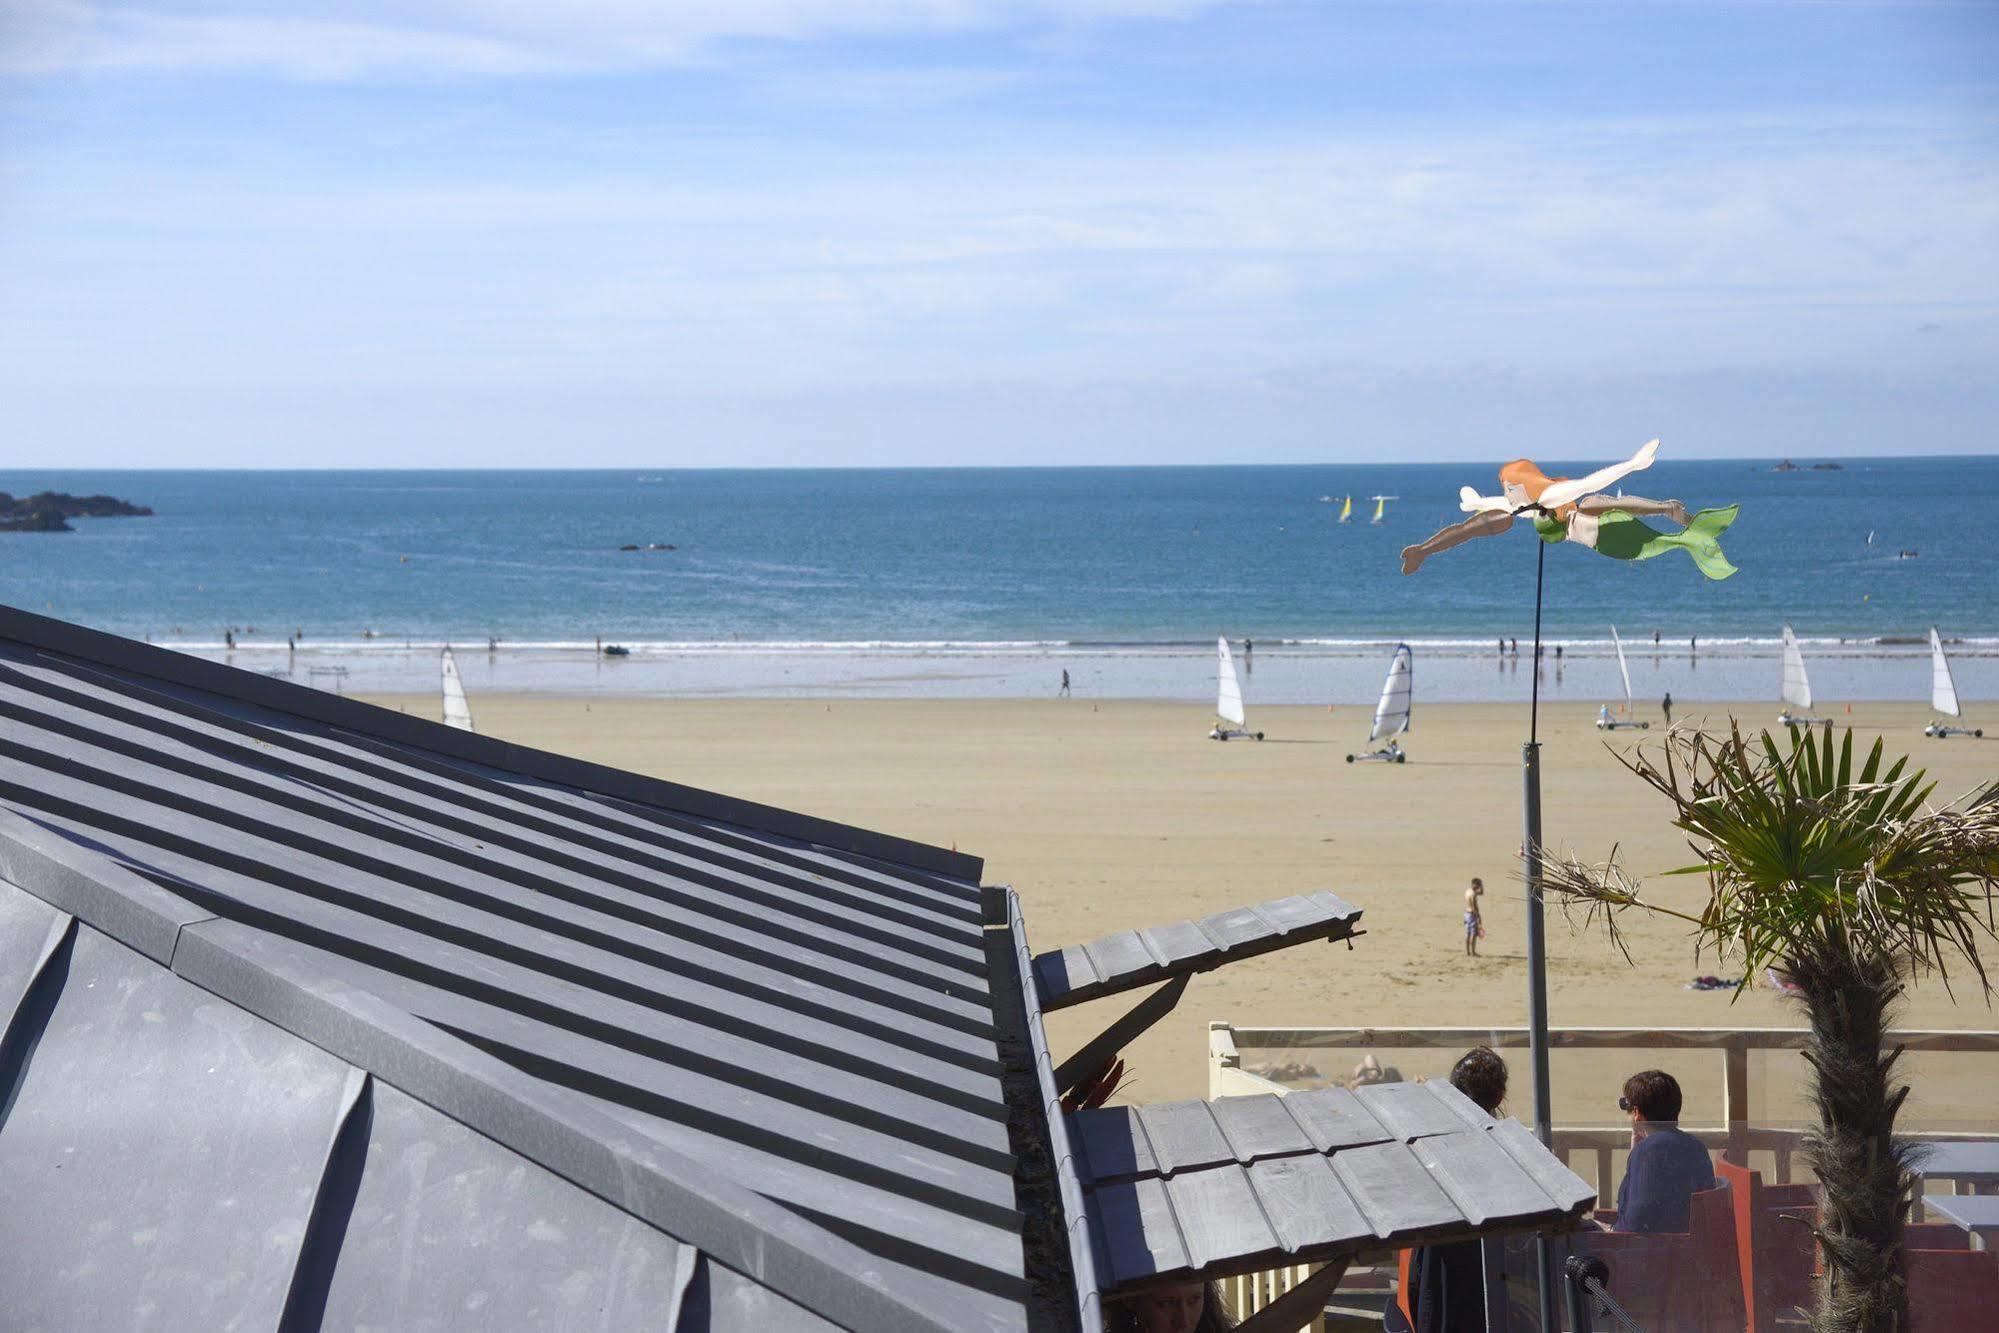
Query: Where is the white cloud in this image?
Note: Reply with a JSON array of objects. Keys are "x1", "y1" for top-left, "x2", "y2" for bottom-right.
[
  {"x1": 2, "y1": 2, "x2": 559, "y2": 79},
  {"x1": 2, "y1": 0, "x2": 1249, "y2": 80}
]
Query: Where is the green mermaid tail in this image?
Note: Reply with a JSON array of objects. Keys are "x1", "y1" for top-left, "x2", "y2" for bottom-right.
[{"x1": 1533, "y1": 504, "x2": 1740, "y2": 580}]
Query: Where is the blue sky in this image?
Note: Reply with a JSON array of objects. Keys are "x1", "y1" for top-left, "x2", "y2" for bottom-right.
[{"x1": 3, "y1": 1, "x2": 1995, "y2": 466}]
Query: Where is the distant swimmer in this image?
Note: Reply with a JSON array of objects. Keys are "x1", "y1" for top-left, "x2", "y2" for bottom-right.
[
  {"x1": 224, "y1": 630, "x2": 235, "y2": 650},
  {"x1": 1653, "y1": 629, "x2": 1661, "y2": 646},
  {"x1": 1690, "y1": 636, "x2": 1697, "y2": 653},
  {"x1": 1662, "y1": 691, "x2": 1674, "y2": 725},
  {"x1": 1059, "y1": 669, "x2": 1071, "y2": 698}
]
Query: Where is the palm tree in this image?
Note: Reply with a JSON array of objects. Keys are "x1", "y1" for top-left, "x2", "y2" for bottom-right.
[{"x1": 1541, "y1": 723, "x2": 1999, "y2": 1333}]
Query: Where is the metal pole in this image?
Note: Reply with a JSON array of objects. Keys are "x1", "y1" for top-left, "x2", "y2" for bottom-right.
[
  {"x1": 1523, "y1": 740, "x2": 1551, "y2": 1137},
  {"x1": 1525, "y1": 539, "x2": 1552, "y2": 1143},
  {"x1": 1525, "y1": 540, "x2": 1558, "y2": 1330}
]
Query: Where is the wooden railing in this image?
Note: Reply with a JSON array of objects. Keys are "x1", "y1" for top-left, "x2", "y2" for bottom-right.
[{"x1": 1206, "y1": 1021, "x2": 1999, "y2": 1329}]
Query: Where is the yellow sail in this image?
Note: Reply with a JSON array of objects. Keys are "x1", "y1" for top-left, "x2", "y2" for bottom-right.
[
  {"x1": 1338, "y1": 495, "x2": 1352, "y2": 523},
  {"x1": 1370, "y1": 496, "x2": 1385, "y2": 523}
]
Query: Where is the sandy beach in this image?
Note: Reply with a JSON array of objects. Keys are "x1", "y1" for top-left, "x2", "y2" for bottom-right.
[{"x1": 360, "y1": 691, "x2": 1996, "y2": 1127}]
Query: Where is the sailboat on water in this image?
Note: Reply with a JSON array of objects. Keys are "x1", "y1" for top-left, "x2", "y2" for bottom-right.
[
  {"x1": 1368, "y1": 495, "x2": 1397, "y2": 525},
  {"x1": 1924, "y1": 628, "x2": 1981, "y2": 739},
  {"x1": 441, "y1": 646, "x2": 475, "y2": 732},
  {"x1": 1348, "y1": 643, "x2": 1412, "y2": 763},
  {"x1": 1208, "y1": 636, "x2": 1263, "y2": 741},
  {"x1": 1595, "y1": 626, "x2": 1651, "y2": 730},
  {"x1": 1338, "y1": 495, "x2": 1353, "y2": 524},
  {"x1": 1777, "y1": 625, "x2": 1828, "y2": 727}
]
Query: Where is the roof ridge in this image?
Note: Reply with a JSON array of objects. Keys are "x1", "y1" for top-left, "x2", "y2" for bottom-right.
[{"x1": 0, "y1": 604, "x2": 982, "y2": 882}]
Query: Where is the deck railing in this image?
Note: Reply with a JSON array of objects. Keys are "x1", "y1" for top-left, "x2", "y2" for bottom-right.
[{"x1": 1206, "y1": 1021, "x2": 1999, "y2": 1329}]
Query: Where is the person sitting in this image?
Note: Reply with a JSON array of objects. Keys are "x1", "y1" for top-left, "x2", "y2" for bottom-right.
[
  {"x1": 1105, "y1": 1279, "x2": 1235, "y2": 1332},
  {"x1": 1613, "y1": 1069, "x2": 1716, "y2": 1233},
  {"x1": 1447, "y1": 1046, "x2": 1507, "y2": 1115},
  {"x1": 1386, "y1": 1048, "x2": 1509, "y2": 1332}
]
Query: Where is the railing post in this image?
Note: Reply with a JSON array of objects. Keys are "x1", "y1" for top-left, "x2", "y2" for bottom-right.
[
  {"x1": 1723, "y1": 1036, "x2": 1750, "y2": 1167},
  {"x1": 1209, "y1": 1020, "x2": 1238, "y2": 1101}
]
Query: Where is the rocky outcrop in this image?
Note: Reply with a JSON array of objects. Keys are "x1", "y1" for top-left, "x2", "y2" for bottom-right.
[{"x1": 0, "y1": 491, "x2": 154, "y2": 532}]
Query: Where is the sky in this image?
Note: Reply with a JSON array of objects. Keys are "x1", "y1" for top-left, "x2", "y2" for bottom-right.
[{"x1": 2, "y1": 1, "x2": 1995, "y2": 467}]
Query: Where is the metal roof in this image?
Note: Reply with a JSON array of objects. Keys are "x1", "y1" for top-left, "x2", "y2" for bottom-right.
[
  {"x1": 0, "y1": 605, "x2": 1035, "y2": 1332},
  {"x1": 0, "y1": 604, "x2": 1596, "y2": 1330},
  {"x1": 1072, "y1": 1081, "x2": 1596, "y2": 1292}
]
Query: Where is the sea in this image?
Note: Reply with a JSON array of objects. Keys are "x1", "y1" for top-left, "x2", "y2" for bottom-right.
[{"x1": 5, "y1": 458, "x2": 1995, "y2": 704}]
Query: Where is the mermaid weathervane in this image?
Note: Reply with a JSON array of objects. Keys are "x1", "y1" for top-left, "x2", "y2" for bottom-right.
[{"x1": 1399, "y1": 438, "x2": 1738, "y2": 579}]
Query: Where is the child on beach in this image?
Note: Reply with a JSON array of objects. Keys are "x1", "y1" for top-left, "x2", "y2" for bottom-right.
[{"x1": 1463, "y1": 878, "x2": 1484, "y2": 957}]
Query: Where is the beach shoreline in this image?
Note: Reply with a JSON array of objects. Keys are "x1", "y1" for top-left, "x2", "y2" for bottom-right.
[
  {"x1": 357, "y1": 692, "x2": 1999, "y2": 1120},
  {"x1": 179, "y1": 633, "x2": 1999, "y2": 703}
]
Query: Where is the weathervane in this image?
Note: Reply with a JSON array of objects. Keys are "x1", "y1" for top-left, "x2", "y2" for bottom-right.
[
  {"x1": 1400, "y1": 438, "x2": 1738, "y2": 579},
  {"x1": 1395, "y1": 436, "x2": 1738, "y2": 1331}
]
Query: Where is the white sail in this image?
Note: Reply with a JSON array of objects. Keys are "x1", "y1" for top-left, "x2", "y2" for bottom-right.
[
  {"x1": 1930, "y1": 628, "x2": 1961, "y2": 718},
  {"x1": 1369, "y1": 644, "x2": 1413, "y2": 742},
  {"x1": 441, "y1": 647, "x2": 475, "y2": 731},
  {"x1": 1215, "y1": 637, "x2": 1246, "y2": 727},
  {"x1": 1780, "y1": 626, "x2": 1813, "y2": 712},
  {"x1": 1611, "y1": 625, "x2": 1634, "y2": 712}
]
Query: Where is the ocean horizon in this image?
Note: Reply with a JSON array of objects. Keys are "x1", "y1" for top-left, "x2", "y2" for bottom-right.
[{"x1": 8, "y1": 457, "x2": 1995, "y2": 702}]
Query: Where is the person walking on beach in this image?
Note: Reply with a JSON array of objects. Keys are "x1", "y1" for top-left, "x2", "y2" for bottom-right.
[
  {"x1": 1661, "y1": 691, "x2": 1673, "y2": 725},
  {"x1": 1463, "y1": 878, "x2": 1484, "y2": 957},
  {"x1": 1059, "y1": 669, "x2": 1071, "y2": 698}
]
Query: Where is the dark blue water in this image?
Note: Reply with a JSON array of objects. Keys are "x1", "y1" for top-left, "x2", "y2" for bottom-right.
[{"x1": 4, "y1": 459, "x2": 1993, "y2": 647}]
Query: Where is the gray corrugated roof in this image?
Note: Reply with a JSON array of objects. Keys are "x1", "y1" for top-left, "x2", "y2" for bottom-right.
[
  {"x1": 0, "y1": 606, "x2": 1030, "y2": 1331},
  {"x1": 1070, "y1": 1081, "x2": 1595, "y2": 1293},
  {"x1": 0, "y1": 883, "x2": 838, "y2": 1332}
]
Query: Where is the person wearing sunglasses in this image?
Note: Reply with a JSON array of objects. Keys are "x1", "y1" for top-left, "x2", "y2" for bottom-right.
[{"x1": 1612, "y1": 1069, "x2": 1717, "y2": 1233}]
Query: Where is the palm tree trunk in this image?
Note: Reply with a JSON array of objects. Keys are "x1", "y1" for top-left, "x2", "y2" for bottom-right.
[{"x1": 1791, "y1": 946, "x2": 1914, "y2": 1332}]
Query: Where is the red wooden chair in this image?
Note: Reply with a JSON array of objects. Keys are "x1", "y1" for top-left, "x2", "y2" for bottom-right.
[
  {"x1": 1907, "y1": 1248, "x2": 1999, "y2": 1333},
  {"x1": 1570, "y1": 1185, "x2": 1743, "y2": 1331},
  {"x1": 1903, "y1": 1222, "x2": 1969, "y2": 1252},
  {"x1": 1716, "y1": 1158, "x2": 1820, "y2": 1330}
]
